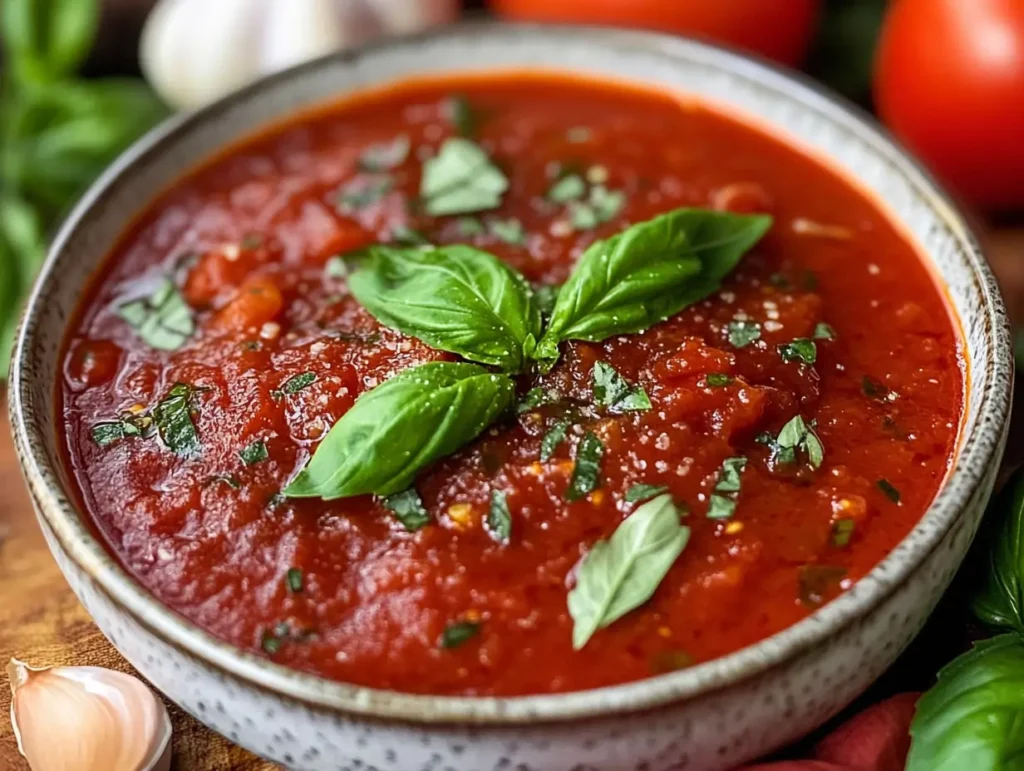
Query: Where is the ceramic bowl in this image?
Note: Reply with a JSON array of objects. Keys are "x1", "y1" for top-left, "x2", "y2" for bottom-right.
[{"x1": 9, "y1": 23, "x2": 1013, "y2": 771}]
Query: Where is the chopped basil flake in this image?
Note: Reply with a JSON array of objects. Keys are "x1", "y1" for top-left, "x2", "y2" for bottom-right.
[
  {"x1": 488, "y1": 217, "x2": 526, "y2": 245},
  {"x1": 540, "y1": 419, "x2": 571, "y2": 462},
  {"x1": 778, "y1": 338, "x2": 817, "y2": 365},
  {"x1": 727, "y1": 320, "x2": 761, "y2": 348},
  {"x1": 325, "y1": 256, "x2": 348, "y2": 280},
  {"x1": 862, "y1": 375, "x2": 889, "y2": 400},
  {"x1": 456, "y1": 216, "x2": 485, "y2": 236},
  {"x1": 420, "y1": 138, "x2": 508, "y2": 217},
  {"x1": 447, "y1": 95, "x2": 477, "y2": 137},
  {"x1": 705, "y1": 373, "x2": 733, "y2": 388},
  {"x1": 570, "y1": 185, "x2": 625, "y2": 231},
  {"x1": 261, "y1": 628, "x2": 284, "y2": 655},
  {"x1": 831, "y1": 518, "x2": 855, "y2": 548},
  {"x1": 517, "y1": 387, "x2": 560, "y2": 414},
  {"x1": 548, "y1": 173, "x2": 586, "y2": 203},
  {"x1": 814, "y1": 322, "x2": 837, "y2": 340},
  {"x1": 487, "y1": 490, "x2": 512, "y2": 544},
  {"x1": 592, "y1": 361, "x2": 651, "y2": 413},
  {"x1": 117, "y1": 278, "x2": 194, "y2": 351},
  {"x1": 440, "y1": 620, "x2": 480, "y2": 649},
  {"x1": 566, "y1": 432, "x2": 604, "y2": 501},
  {"x1": 384, "y1": 488, "x2": 431, "y2": 531},
  {"x1": 878, "y1": 479, "x2": 901, "y2": 504},
  {"x1": 286, "y1": 567, "x2": 304, "y2": 593},
  {"x1": 336, "y1": 175, "x2": 393, "y2": 211},
  {"x1": 240, "y1": 439, "x2": 268, "y2": 465},
  {"x1": 775, "y1": 415, "x2": 825, "y2": 469},
  {"x1": 798, "y1": 564, "x2": 846, "y2": 608},
  {"x1": 91, "y1": 415, "x2": 151, "y2": 447},
  {"x1": 153, "y1": 383, "x2": 200, "y2": 457},
  {"x1": 391, "y1": 225, "x2": 429, "y2": 246},
  {"x1": 281, "y1": 372, "x2": 316, "y2": 395},
  {"x1": 359, "y1": 134, "x2": 411, "y2": 172},
  {"x1": 625, "y1": 483, "x2": 670, "y2": 504},
  {"x1": 707, "y1": 457, "x2": 747, "y2": 519}
]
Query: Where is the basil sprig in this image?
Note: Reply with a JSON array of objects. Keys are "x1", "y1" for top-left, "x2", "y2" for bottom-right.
[
  {"x1": 568, "y1": 494, "x2": 690, "y2": 649},
  {"x1": 974, "y1": 475, "x2": 1024, "y2": 633},
  {"x1": 350, "y1": 245, "x2": 541, "y2": 371},
  {"x1": 533, "y1": 209, "x2": 772, "y2": 366},
  {"x1": 284, "y1": 362, "x2": 514, "y2": 499}
]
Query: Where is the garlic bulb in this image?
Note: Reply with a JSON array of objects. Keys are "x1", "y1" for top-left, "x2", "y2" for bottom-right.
[
  {"x1": 8, "y1": 659, "x2": 172, "y2": 771},
  {"x1": 140, "y1": 0, "x2": 461, "y2": 110}
]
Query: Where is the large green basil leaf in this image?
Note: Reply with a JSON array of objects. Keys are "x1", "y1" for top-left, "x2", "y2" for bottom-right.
[
  {"x1": 349, "y1": 245, "x2": 541, "y2": 371},
  {"x1": 534, "y1": 209, "x2": 772, "y2": 364},
  {"x1": 284, "y1": 362, "x2": 515, "y2": 499},
  {"x1": 973, "y1": 473, "x2": 1024, "y2": 633},
  {"x1": 2, "y1": 0, "x2": 98, "y2": 82},
  {"x1": 568, "y1": 493, "x2": 690, "y2": 649},
  {"x1": 907, "y1": 634, "x2": 1024, "y2": 771}
]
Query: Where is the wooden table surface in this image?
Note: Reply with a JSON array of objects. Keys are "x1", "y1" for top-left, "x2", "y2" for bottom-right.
[{"x1": 0, "y1": 227, "x2": 1020, "y2": 771}]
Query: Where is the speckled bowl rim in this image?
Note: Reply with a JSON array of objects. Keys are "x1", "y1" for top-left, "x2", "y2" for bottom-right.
[{"x1": 9, "y1": 23, "x2": 1013, "y2": 725}]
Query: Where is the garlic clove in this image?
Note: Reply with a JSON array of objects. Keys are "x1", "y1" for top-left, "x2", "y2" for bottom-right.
[{"x1": 8, "y1": 658, "x2": 173, "y2": 771}]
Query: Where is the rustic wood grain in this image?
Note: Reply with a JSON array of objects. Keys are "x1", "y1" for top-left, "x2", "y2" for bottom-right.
[{"x1": 0, "y1": 226, "x2": 1018, "y2": 770}]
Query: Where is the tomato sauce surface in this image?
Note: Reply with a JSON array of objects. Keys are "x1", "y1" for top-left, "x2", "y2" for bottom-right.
[{"x1": 60, "y1": 74, "x2": 963, "y2": 696}]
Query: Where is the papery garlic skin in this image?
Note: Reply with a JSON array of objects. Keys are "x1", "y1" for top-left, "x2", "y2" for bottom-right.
[
  {"x1": 140, "y1": 0, "x2": 461, "y2": 110},
  {"x1": 8, "y1": 659, "x2": 172, "y2": 771}
]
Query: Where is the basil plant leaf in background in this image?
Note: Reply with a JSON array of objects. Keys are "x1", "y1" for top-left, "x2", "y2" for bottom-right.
[
  {"x1": 533, "y1": 209, "x2": 772, "y2": 366},
  {"x1": 973, "y1": 472, "x2": 1024, "y2": 634},
  {"x1": 907, "y1": 634, "x2": 1024, "y2": 771},
  {"x1": 284, "y1": 362, "x2": 516, "y2": 499},
  {"x1": 350, "y1": 244, "x2": 543, "y2": 371},
  {"x1": 0, "y1": 0, "x2": 168, "y2": 379}
]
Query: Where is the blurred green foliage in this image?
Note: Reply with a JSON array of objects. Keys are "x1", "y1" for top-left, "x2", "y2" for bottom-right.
[
  {"x1": 0, "y1": 0, "x2": 167, "y2": 377},
  {"x1": 806, "y1": 0, "x2": 887, "y2": 106}
]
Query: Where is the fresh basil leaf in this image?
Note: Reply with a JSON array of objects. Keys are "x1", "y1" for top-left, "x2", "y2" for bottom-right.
[
  {"x1": 814, "y1": 322, "x2": 837, "y2": 340},
  {"x1": 517, "y1": 387, "x2": 560, "y2": 414},
  {"x1": 359, "y1": 135, "x2": 410, "y2": 172},
  {"x1": 907, "y1": 634, "x2": 1024, "y2": 771},
  {"x1": 707, "y1": 457, "x2": 747, "y2": 519},
  {"x1": 350, "y1": 244, "x2": 541, "y2": 371},
  {"x1": 540, "y1": 419, "x2": 570, "y2": 462},
  {"x1": 447, "y1": 95, "x2": 477, "y2": 137},
  {"x1": 774, "y1": 415, "x2": 825, "y2": 469},
  {"x1": 566, "y1": 432, "x2": 603, "y2": 501},
  {"x1": 534, "y1": 208, "x2": 772, "y2": 364},
  {"x1": 625, "y1": 484, "x2": 669, "y2": 504},
  {"x1": 91, "y1": 418, "x2": 146, "y2": 447},
  {"x1": 440, "y1": 620, "x2": 480, "y2": 649},
  {"x1": 778, "y1": 338, "x2": 817, "y2": 365},
  {"x1": 286, "y1": 567, "x2": 304, "y2": 593},
  {"x1": 548, "y1": 174, "x2": 586, "y2": 203},
  {"x1": 384, "y1": 488, "x2": 431, "y2": 532},
  {"x1": 488, "y1": 217, "x2": 525, "y2": 245},
  {"x1": 568, "y1": 494, "x2": 690, "y2": 649},
  {"x1": 2, "y1": 0, "x2": 98, "y2": 81},
  {"x1": 420, "y1": 138, "x2": 508, "y2": 217},
  {"x1": 239, "y1": 439, "x2": 268, "y2": 466},
  {"x1": 798, "y1": 565, "x2": 846, "y2": 608},
  {"x1": 592, "y1": 361, "x2": 651, "y2": 413},
  {"x1": 285, "y1": 363, "x2": 515, "y2": 499},
  {"x1": 336, "y1": 175, "x2": 393, "y2": 211},
  {"x1": 973, "y1": 474, "x2": 1024, "y2": 633},
  {"x1": 728, "y1": 320, "x2": 761, "y2": 349},
  {"x1": 878, "y1": 478, "x2": 901, "y2": 504},
  {"x1": 152, "y1": 383, "x2": 200, "y2": 458},
  {"x1": 117, "y1": 278, "x2": 194, "y2": 351},
  {"x1": 280, "y1": 372, "x2": 316, "y2": 395},
  {"x1": 487, "y1": 490, "x2": 512, "y2": 544}
]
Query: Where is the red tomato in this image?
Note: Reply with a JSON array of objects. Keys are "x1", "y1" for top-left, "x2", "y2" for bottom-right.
[
  {"x1": 488, "y1": 0, "x2": 821, "y2": 67},
  {"x1": 875, "y1": 0, "x2": 1024, "y2": 210}
]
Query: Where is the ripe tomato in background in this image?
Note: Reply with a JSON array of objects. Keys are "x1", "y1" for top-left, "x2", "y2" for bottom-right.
[
  {"x1": 488, "y1": 0, "x2": 821, "y2": 67},
  {"x1": 875, "y1": 0, "x2": 1024, "y2": 210}
]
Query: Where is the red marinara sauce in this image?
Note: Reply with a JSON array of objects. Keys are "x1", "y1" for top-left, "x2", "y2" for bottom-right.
[{"x1": 60, "y1": 74, "x2": 963, "y2": 696}]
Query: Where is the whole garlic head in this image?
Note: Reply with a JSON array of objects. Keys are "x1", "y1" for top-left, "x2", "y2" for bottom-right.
[
  {"x1": 8, "y1": 659, "x2": 172, "y2": 771},
  {"x1": 140, "y1": 0, "x2": 461, "y2": 110}
]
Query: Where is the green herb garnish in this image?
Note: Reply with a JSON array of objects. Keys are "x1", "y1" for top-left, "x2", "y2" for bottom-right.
[
  {"x1": 831, "y1": 518, "x2": 855, "y2": 548},
  {"x1": 566, "y1": 432, "x2": 604, "y2": 501},
  {"x1": 877, "y1": 478, "x2": 901, "y2": 504},
  {"x1": 239, "y1": 439, "x2": 268, "y2": 465},
  {"x1": 517, "y1": 387, "x2": 561, "y2": 414},
  {"x1": 117, "y1": 278, "x2": 194, "y2": 351},
  {"x1": 447, "y1": 95, "x2": 477, "y2": 137},
  {"x1": 420, "y1": 138, "x2": 508, "y2": 216},
  {"x1": 625, "y1": 483, "x2": 670, "y2": 504},
  {"x1": 707, "y1": 457, "x2": 747, "y2": 519},
  {"x1": 488, "y1": 217, "x2": 526, "y2": 245},
  {"x1": 152, "y1": 383, "x2": 200, "y2": 457},
  {"x1": 487, "y1": 490, "x2": 512, "y2": 544},
  {"x1": 568, "y1": 494, "x2": 690, "y2": 649},
  {"x1": 540, "y1": 419, "x2": 571, "y2": 462},
  {"x1": 592, "y1": 361, "x2": 651, "y2": 413},
  {"x1": 456, "y1": 216, "x2": 485, "y2": 236},
  {"x1": 814, "y1": 322, "x2": 837, "y2": 340},
  {"x1": 91, "y1": 415, "x2": 151, "y2": 447},
  {"x1": 778, "y1": 338, "x2": 817, "y2": 365},
  {"x1": 705, "y1": 373, "x2": 734, "y2": 388},
  {"x1": 359, "y1": 135, "x2": 410, "y2": 172},
  {"x1": 727, "y1": 320, "x2": 762, "y2": 349},
  {"x1": 286, "y1": 567, "x2": 304, "y2": 593},
  {"x1": 325, "y1": 256, "x2": 348, "y2": 280},
  {"x1": 548, "y1": 173, "x2": 586, "y2": 203},
  {"x1": 440, "y1": 620, "x2": 481, "y2": 649},
  {"x1": 774, "y1": 415, "x2": 825, "y2": 469},
  {"x1": 336, "y1": 175, "x2": 393, "y2": 211},
  {"x1": 383, "y1": 488, "x2": 432, "y2": 532}
]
